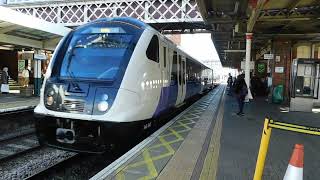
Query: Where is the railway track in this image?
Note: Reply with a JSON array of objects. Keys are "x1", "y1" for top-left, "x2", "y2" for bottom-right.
[
  {"x1": 0, "y1": 128, "x2": 35, "y2": 143},
  {"x1": 0, "y1": 133, "x2": 40, "y2": 163},
  {"x1": 0, "y1": 108, "x2": 35, "y2": 142},
  {"x1": 0, "y1": 146, "x2": 77, "y2": 180},
  {"x1": 0, "y1": 88, "x2": 217, "y2": 179}
]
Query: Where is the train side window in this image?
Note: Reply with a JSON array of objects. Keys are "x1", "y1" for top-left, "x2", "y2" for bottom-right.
[
  {"x1": 179, "y1": 55, "x2": 182, "y2": 85},
  {"x1": 163, "y1": 46, "x2": 166, "y2": 67},
  {"x1": 171, "y1": 51, "x2": 178, "y2": 86},
  {"x1": 146, "y1": 35, "x2": 159, "y2": 63},
  {"x1": 183, "y1": 61, "x2": 186, "y2": 84}
]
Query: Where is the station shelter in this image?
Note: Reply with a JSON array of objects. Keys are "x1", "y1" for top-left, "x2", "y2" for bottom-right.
[
  {"x1": 0, "y1": 6, "x2": 70, "y2": 95},
  {"x1": 196, "y1": 0, "x2": 320, "y2": 111}
]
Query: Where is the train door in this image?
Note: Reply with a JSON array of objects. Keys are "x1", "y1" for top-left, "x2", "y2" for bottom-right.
[
  {"x1": 159, "y1": 41, "x2": 165, "y2": 87},
  {"x1": 181, "y1": 57, "x2": 186, "y2": 101},
  {"x1": 175, "y1": 54, "x2": 185, "y2": 105},
  {"x1": 161, "y1": 44, "x2": 168, "y2": 87},
  {"x1": 169, "y1": 50, "x2": 178, "y2": 107}
]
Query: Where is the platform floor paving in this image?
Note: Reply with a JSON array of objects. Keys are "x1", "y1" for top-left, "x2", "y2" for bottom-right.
[
  {"x1": 93, "y1": 86, "x2": 320, "y2": 180},
  {"x1": 91, "y1": 86, "x2": 225, "y2": 180},
  {"x1": 216, "y1": 94, "x2": 320, "y2": 180},
  {"x1": 0, "y1": 94, "x2": 38, "y2": 113}
]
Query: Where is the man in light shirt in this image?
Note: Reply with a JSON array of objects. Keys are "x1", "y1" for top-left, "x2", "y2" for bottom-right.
[{"x1": 22, "y1": 67, "x2": 30, "y2": 87}]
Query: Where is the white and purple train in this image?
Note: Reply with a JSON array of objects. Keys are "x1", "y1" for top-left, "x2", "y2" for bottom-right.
[{"x1": 34, "y1": 18, "x2": 214, "y2": 153}]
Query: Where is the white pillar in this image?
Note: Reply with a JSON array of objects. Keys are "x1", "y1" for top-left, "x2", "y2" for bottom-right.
[{"x1": 245, "y1": 33, "x2": 253, "y2": 101}]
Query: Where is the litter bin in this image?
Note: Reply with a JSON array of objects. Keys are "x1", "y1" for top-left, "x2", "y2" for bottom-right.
[{"x1": 272, "y1": 85, "x2": 283, "y2": 103}]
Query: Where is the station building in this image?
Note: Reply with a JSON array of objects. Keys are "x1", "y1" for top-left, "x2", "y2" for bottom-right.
[
  {"x1": 0, "y1": 0, "x2": 319, "y2": 112},
  {"x1": 196, "y1": 0, "x2": 320, "y2": 111}
]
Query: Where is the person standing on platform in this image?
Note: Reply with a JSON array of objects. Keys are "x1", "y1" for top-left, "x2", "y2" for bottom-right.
[
  {"x1": 227, "y1": 73, "x2": 233, "y2": 95},
  {"x1": 22, "y1": 67, "x2": 30, "y2": 87},
  {"x1": 1, "y1": 67, "x2": 9, "y2": 94},
  {"x1": 234, "y1": 74, "x2": 248, "y2": 116}
]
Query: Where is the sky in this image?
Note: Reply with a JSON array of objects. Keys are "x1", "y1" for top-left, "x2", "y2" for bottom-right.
[
  {"x1": 179, "y1": 33, "x2": 235, "y2": 79},
  {"x1": 179, "y1": 33, "x2": 220, "y2": 62}
]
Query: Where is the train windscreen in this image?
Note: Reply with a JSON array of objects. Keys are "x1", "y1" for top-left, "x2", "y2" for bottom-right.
[{"x1": 59, "y1": 25, "x2": 137, "y2": 80}]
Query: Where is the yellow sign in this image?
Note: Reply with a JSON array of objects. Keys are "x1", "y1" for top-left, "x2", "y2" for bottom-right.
[{"x1": 100, "y1": 28, "x2": 110, "y2": 33}]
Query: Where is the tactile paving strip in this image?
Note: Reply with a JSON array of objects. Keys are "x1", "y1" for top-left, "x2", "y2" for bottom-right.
[{"x1": 112, "y1": 88, "x2": 223, "y2": 180}]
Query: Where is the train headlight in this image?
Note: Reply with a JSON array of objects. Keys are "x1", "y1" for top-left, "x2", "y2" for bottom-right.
[
  {"x1": 102, "y1": 94, "x2": 109, "y2": 101},
  {"x1": 46, "y1": 96, "x2": 54, "y2": 106},
  {"x1": 97, "y1": 101, "x2": 109, "y2": 112}
]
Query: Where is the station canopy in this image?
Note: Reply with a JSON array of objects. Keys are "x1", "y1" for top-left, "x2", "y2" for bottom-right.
[
  {"x1": 196, "y1": 0, "x2": 320, "y2": 68},
  {"x1": 0, "y1": 6, "x2": 71, "y2": 51}
]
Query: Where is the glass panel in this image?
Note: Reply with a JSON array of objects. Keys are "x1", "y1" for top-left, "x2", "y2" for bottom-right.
[
  {"x1": 163, "y1": 47, "x2": 166, "y2": 67},
  {"x1": 60, "y1": 33, "x2": 134, "y2": 80},
  {"x1": 146, "y1": 35, "x2": 159, "y2": 62},
  {"x1": 179, "y1": 56, "x2": 182, "y2": 85},
  {"x1": 295, "y1": 63, "x2": 316, "y2": 97},
  {"x1": 314, "y1": 64, "x2": 319, "y2": 98},
  {"x1": 171, "y1": 51, "x2": 178, "y2": 86}
]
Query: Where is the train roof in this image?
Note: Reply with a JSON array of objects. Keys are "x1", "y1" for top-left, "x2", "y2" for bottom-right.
[{"x1": 75, "y1": 17, "x2": 149, "y2": 31}]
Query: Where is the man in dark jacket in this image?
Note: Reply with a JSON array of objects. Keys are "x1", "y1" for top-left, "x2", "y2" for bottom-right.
[
  {"x1": 234, "y1": 74, "x2": 248, "y2": 116},
  {"x1": 227, "y1": 73, "x2": 233, "y2": 95}
]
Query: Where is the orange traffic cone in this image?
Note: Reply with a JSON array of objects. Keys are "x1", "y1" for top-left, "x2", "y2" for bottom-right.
[{"x1": 283, "y1": 144, "x2": 304, "y2": 180}]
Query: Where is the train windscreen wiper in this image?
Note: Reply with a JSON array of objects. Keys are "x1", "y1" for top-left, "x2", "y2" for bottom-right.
[{"x1": 66, "y1": 48, "x2": 82, "y2": 92}]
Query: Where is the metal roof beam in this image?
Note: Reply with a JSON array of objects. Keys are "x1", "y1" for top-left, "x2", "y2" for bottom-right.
[
  {"x1": 287, "y1": 0, "x2": 303, "y2": 12},
  {"x1": 0, "y1": 6, "x2": 71, "y2": 37},
  {"x1": 247, "y1": 0, "x2": 267, "y2": 32},
  {"x1": 206, "y1": 17, "x2": 237, "y2": 24},
  {"x1": 195, "y1": 0, "x2": 208, "y2": 19},
  {"x1": 224, "y1": 49, "x2": 246, "y2": 53}
]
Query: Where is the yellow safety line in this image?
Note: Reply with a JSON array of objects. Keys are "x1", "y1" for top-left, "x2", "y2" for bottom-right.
[
  {"x1": 148, "y1": 138, "x2": 183, "y2": 150},
  {"x1": 126, "y1": 136, "x2": 176, "y2": 169},
  {"x1": 269, "y1": 124, "x2": 320, "y2": 136},
  {"x1": 158, "y1": 128, "x2": 190, "y2": 139},
  {"x1": 170, "y1": 122, "x2": 194, "y2": 129},
  {"x1": 181, "y1": 116, "x2": 198, "y2": 121},
  {"x1": 177, "y1": 121, "x2": 192, "y2": 131},
  {"x1": 114, "y1": 101, "x2": 211, "y2": 179},
  {"x1": 138, "y1": 150, "x2": 158, "y2": 180},
  {"x1": 115, "y1": 170, "x2": 125, "y2": 180},
  {"x1": 168, "y1": 127, "x2": 184, "y2": 140}
]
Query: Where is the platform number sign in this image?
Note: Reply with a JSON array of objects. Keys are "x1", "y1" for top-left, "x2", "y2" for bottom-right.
[{"x1": 258, "y1": 63, "x2": 265, "y2": 74}]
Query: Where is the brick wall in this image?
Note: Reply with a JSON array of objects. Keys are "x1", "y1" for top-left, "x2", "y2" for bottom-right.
[
  {"x1": 272, "y1": 40, "x2": 292, "y2": 100},
  {"x1": 165, "y1": 34, "x2": 181, "y2": 45}
]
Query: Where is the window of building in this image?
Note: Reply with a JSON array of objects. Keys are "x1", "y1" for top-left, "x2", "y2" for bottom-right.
[{"x1": 146, "y1": 35, "x2": 159, "y2": 62}]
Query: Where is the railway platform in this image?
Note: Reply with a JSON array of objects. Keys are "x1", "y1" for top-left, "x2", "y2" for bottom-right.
[
  {"x1": 91, "y1": 85, "x2": 320, "y2": 180},
  {"x1": 0, "y1": 94, "x2": 38, "y2": 113}
]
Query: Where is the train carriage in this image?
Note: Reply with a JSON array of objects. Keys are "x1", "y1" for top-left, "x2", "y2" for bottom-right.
[{"x1": 34, "y1": 17, "x2": 214, "y2": 153}]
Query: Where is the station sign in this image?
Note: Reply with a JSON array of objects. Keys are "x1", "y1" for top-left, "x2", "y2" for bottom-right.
[
  {"x1": 241, "y1": 61, "x2": 255, "y2": 70},
  {"x1": 34, "y1": 53, "x2": 47, "y2": 60},
  {"x1": 275, "y1": 67, "x2": 284, "y2": 73},
  {"x1": 264, "y1": 54, "x2": 274, "y2": 60}
]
